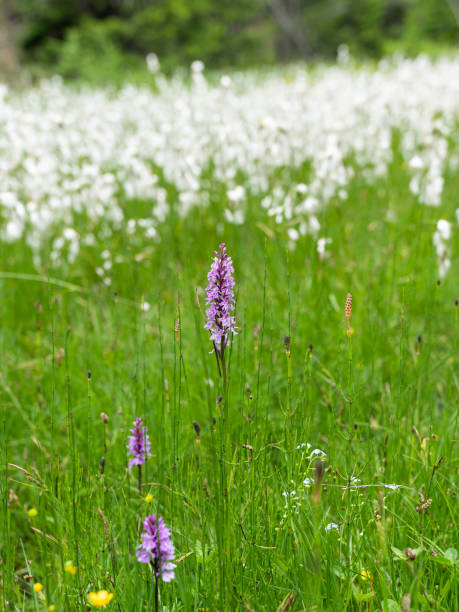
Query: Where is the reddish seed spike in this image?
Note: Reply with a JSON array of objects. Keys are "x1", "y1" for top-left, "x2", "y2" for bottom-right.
[
  {"x1": 174, "y1": 318, "x2": 180, "y2": 342},
  {"x1": 345, "y1": 293, "x2": 353, "y2": 330}
]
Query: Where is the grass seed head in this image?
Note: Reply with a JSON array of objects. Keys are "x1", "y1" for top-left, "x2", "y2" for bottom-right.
[
  {"x1": 284, "y1": 335, "x2": 291, "y2": 356},
  {"x1": 192, "y1": 421, "x2": 201, "y2": 443}
]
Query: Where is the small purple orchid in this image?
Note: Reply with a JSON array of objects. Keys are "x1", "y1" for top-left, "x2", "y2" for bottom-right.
[
  {"x1": 137, "y1": 514, "x2": 176, "y2": 582},
  {"x1": 127, "y1": 417, "x2": 152, "y2": 470},
  {"x1": 205, "y1": 243, "x2": 236, "y2": 369}
]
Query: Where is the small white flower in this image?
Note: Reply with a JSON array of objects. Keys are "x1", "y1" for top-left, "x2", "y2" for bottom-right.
[
  {"x1": 325, "y1": 522, "x2": 339, "y2": 532},
  {"x1": 310, "y1": 449, "x2": 326, "y2": 457},
  {"x1": 384, "y1": 484, "x2": 399, "y2": 491},
  {"x1": 303, "y1": 478, "x2": 312, "y2": 486},
  {"x1": 296, "y1": 442, "x2": 311, "y2": 450}
]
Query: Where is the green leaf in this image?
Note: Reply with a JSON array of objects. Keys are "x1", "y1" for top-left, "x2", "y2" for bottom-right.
[
  {"x1": 382, "y1": 600, "x2": 401, "y2": 612},
  {"x1": 352, "y1": 584, "x2": 374, "y2": 602},
  {"x1": 391, "y1": 546, "x2": 406, "y2": 561}
]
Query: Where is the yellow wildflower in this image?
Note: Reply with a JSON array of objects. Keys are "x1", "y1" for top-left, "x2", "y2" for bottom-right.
[
  {"x1": 64, "y1": 560, "x2": 77, "y2": 576},
  {"x1": 48, "y1": 606, "x2": 56, "y2": 611},
  {"x1": 360, "y1": 569, "x2": 372, "y2": 581},
  {"x1": 28, "y1": 508, "x2": 38, "y2": 518},
  {"x1": 33, "y1": 583, "x2": 43, "y2": 593},
  {"x1": 88, "y1": 590, "x2": 114, "y2": 607},
  {"x1": 144, "y1": 493, "x2": 153, "y2": 504}
]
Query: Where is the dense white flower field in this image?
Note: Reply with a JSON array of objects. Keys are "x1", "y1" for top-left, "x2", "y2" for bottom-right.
[{"x1": 1, "y1": 55, "x2": 458, "y2": 275}]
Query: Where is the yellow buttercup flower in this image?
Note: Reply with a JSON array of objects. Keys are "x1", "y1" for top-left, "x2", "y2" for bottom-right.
[
  {"x1": 144, "y1": 493, "x2": 153, "y2": 503},
  {"x1": 88, "y1": 590, "x2": 114, "y2": 607},
  {"x1": 64, "y1": 560, "x2": 77, "y2": 576},
  {"x1": 28, "y1": 508, "x2": 38, "y2": 518},
  {"x1": 360, "y1": 569, "x2": 372, "y2": 581},
  {"x1": 33, "y1": 583, "x2": 43, "y2": 592}
]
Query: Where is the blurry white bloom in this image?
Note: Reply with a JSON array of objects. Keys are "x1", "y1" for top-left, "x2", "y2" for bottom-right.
[
  {"x1": 287, "y1": 228, "x2": 299, "y2": 241},
  {"x1": 337, "y1": 44, "x2": 350, "y2": 65},
  {"x1": 5, "y1": 220, "x2": 23, "y2": 242},
  {"x1": 384, "y1": 484, "x2": 399, "y2": 490},
  {"x1": 191, "y1": 60, "x2": 204, "y2": 73},
  {"x1": 63, "y1": 228, "x2": 78, "y2": 241},
  {"x1": 436, "y1": 219, "x2": 451, "y2": 240},
  {"x1": 317, "y1": 237, "x2": 332, "y2": 260},
  {"x1": 409, "y1": 155, "x2": 424, "y2": 169},
  {"x1": 220, "y1": 75, "x2": 231, "y2": 88},
  {"x1": 140, "y1": 301, "x2": 150, "y2": 312},
  {"x1": 433, "y1": 219, "x2": 452, "y2": 279},
  {"x1": 146, "y1": 53, "x2": 160, "y2": 74},
  {"x1": 296, "y1": 183, "x2": 308, "y2": 194},
  {"x1": 303, "y1": 478, "x2": 312, "y2": 486},
  {"x1": 309, "y1": 216, "x2": 321, "y2": 234},
  {"x1": 227, "y1": 185, "x2": 245, "y2": 202},
  {"x1": 224, "y1": 209, "x2": 244, "y2": 225}
]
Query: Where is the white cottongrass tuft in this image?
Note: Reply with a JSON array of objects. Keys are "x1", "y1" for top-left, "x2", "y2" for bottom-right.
[{"x1": 433, "y1": 219, "x2": 452, "y2": 279}]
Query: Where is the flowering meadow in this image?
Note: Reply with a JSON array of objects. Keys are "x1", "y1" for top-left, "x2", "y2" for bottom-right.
[{"x1": 1, "y1": 55, "x2": 458, "y2": 610}]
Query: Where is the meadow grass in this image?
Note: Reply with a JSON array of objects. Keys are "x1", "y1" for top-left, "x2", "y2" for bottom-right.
[{"x1": 0, "y1": 144, "x2": 458, "y2": 611}]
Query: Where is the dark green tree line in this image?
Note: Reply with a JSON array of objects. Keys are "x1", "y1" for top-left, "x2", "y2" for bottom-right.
[{"x1": 2, "y1": 0, "x2": 459, "y2": 79}]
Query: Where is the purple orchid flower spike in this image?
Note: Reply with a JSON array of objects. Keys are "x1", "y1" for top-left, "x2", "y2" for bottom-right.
[
  {"x1": 137, "y1": 514, "x2": 176, "y2": 582},
  {"x1": 127, "y1": 417, "x2": 152, "y2": 469},
  {"x1": 204, "y1": 243, "x2": 237, "y2": 374},
  {"x1": 127, "y1": 417, "x2": 152, "y2": 494}
]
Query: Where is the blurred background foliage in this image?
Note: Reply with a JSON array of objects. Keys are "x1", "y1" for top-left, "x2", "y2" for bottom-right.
[{"x1": 0, "y1": 0, "x2": 458, "y2": 82}]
